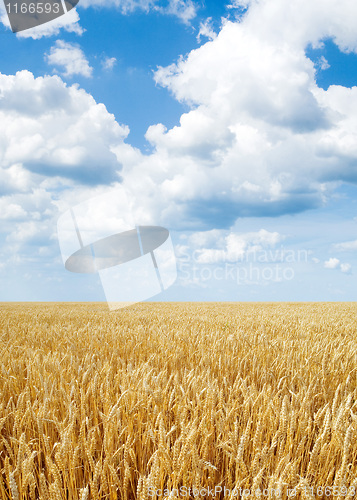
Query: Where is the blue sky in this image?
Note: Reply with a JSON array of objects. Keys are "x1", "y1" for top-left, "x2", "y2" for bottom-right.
[{"x1": 0, "y1": 0, "x2": 357, "y2": 303}]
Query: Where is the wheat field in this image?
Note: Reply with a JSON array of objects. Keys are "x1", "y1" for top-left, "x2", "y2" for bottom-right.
[{"x1": 0, "y1": 302, "x2": 357, "y2": 500}]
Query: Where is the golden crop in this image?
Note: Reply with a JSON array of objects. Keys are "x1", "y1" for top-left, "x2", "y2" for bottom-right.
[{"x1": 0, "y1": 302, "x2": 357, "y2": 500}]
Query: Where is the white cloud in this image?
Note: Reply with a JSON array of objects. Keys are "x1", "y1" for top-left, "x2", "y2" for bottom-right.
[
  {"x1": 136, "y1": 0, "x2": 357, "y2": 226},
  {"x1": 334, "y1": 240, "x2": 357, "y2": 252},
  {"x1": 186, "y1": 229, "x2": 284, "y2": 264},
  {"x1": 240, "y1": 0, "x2": 357, "y2": 52},
  {"x1": 3, "y1": 0, "x2": 357, "y2": 266},
  {"x1": 318, "y1": 56, "x2": 330, "y2": 71},
  {"x1": 324, "y1": 257, "x2": 340, "y2": 269},
  {"x1": 0, "y1": 201, "x2": 27, "y2": 220},
  {"x1": 323, "y1": 259, "x2": 352, "y2": 274},
  {"x1": 0, "y1": 164, "x2": 33, "y2": 195},
  {"x1": 160, "y1": 0, "x2": 197, "y2": 24},
  {"x1": 0, "y1": 69, "x2": 145, "y2": 262},
  {"x1": 102, "y1": 57, "x2": 117, "y2": 71},
  {"x1": 6, "y1": 219, "x2": 49, "y2": 244},
  {"x1": 0, "y1": 70, "x2": 130, "y2": 184},
  {"x1": 0, "y1": 0, "x2": 197, "y2": 38},
  {"x1": 340, "y1": 262, "x2": 352, "y2": 273},
  {"x1": 197, "y1": 18, "x2": 217, "y2": 43},
  {"x1": 188, "y1": 229, "x2": 226, "y2": 249},
  {"x1": 79, "y1": 0, "x2": 155, "y2": 10},
  {"x1": 80, "y1": 0, "x2": 197, "y2": 22},
  {"x1": 45, "y1": 40, "x2": 93, "y2": 78},
  {"x1": 227, "y1": 0, "x2": 253, "y2": 8}
]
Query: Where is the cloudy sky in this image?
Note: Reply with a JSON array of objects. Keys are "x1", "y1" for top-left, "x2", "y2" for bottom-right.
[{"x1": 1, "y1": 0, "x2": 357, "y2": 302}]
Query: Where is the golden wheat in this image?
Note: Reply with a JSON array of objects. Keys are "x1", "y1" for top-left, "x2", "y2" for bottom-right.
[{"x1": 0, "y1": 302, "x2": 357, "y2": 499}]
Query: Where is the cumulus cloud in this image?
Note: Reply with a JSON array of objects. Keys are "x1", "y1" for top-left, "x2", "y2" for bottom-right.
[
  {"x1": 182, "y1": 229, "x2": 284, "y2": 264},
  {"x1": 0, "y1": 187, "x2": 59, "y2": 266},
  {"x1": 0, "y1": 70, "x2": 130, "y2": 185},
  {"x1": 159, "y1": 0, "x2": 197, "y2": 24},
  {"x1": 0, "y1": 69, "x2": 144, "y2": 263},
  {"x1": 323, "y1": 259, "x2": 352, "y2": 274},
  {"x1": 0, "y1": 0, "x2": 197, "y2": 39},
  {"x1": 136, "y1": 0, "x2": 357, "y2": 226},
  {"x1": 340, "y1": 262, "x2": 352, "y2": 273},
  {"x1": 324, "y1": 257, "x2": 340, "y2": 269},
  {"x1": 197, "y1": 18, "x2": 217, "y2": 43},
  {"x1": 318, "y1": 56, "x2": 330, "y2": 71},
  {"x1": 0, "y1": 164, "x2": 33, "y2": 196},
  {"x1": 3, "y1": 0, "x2": 357, "y2": 263},
  {"x1": 45, "y1": 40, "x2": 93, "y2": 78},
  {"x1": 102, "y1": 57, "x2": 117, "y2": 71},
  {"x1": 0, "y1": 201, "x2": 27, "y2": 220},
  {"x1": 239, "y1": 0, "x2": 357, "y2": 51},
  {"x1": 227, "y1": 0, "x2": 250, "y2": 7}
]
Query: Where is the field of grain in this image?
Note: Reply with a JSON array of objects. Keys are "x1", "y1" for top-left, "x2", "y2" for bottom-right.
[{"x1": 0, "y1": 302, "x2": 357, "y2": 500}]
